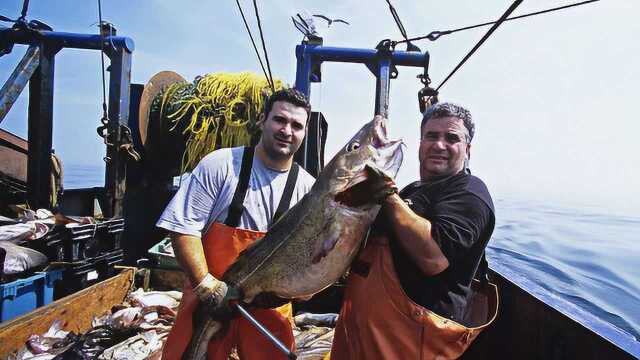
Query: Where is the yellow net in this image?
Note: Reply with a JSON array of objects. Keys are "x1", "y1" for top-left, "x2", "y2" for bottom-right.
[{"x1": 157, "y1": 72, "x2": 285, "y2": 172}]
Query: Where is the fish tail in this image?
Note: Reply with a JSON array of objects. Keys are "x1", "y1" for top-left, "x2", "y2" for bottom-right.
[{"x1": 182, "y1": 318, "x2": 224, "y2": 360}]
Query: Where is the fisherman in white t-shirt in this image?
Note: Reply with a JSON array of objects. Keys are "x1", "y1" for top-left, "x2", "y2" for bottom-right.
[{"x1": 157, "y1": 88, "x2": 315, "y2": 360}]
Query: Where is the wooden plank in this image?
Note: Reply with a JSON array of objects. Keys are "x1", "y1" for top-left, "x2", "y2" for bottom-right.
[
  {"x1": 0, "y1": 128, "x2": 28, "y2": 182},
  {"x1": 0, "y1": 267, "x2": 135, "y2": 358}
]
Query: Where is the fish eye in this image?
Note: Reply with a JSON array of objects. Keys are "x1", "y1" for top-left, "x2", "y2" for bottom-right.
[{"x1": 346, "y1": 141, "x2": 360, "y2": 152}]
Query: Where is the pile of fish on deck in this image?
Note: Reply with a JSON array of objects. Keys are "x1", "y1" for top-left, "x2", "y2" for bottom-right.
[
  {"x1": 9, "y1": 285, "x2": 338, "y2": 360},
  {"x1": 9, "y1": 289, "x2": 182, "y2": 360},
  {"x1": 292, "y1": 313, "x2": 337, "y2": 360}
]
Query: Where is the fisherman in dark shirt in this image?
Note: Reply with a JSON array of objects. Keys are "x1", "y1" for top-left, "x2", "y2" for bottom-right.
[{"x1": 331, "y1": 102, "x2": 497, "y2": 360}]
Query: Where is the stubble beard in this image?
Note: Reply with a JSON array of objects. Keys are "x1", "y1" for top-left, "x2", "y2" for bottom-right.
[{"x1": 265, "y1": 139, "x2": 294, "y2": 161}]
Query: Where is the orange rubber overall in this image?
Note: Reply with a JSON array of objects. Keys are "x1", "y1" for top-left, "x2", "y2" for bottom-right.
[
  {"x1": 330, "y1": 234, "x2": 498, "y2": 360},
  {"x1": 162, "y1": 222, "x2": 295, "y2": 360}
]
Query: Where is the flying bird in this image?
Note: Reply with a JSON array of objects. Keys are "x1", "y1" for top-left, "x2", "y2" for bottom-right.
[{"x1": 312, "y1": 14, "x2": 350, "y2": 27}]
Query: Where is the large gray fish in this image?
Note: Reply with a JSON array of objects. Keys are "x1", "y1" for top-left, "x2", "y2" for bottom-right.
[{"x1": 184, "y1": 115, "x2": 404, "y2": 359}]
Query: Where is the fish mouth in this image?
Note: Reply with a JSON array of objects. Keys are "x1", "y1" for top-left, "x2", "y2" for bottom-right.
[{"x1": 335, "y1": 118, "x2": 404, "y2": 208}]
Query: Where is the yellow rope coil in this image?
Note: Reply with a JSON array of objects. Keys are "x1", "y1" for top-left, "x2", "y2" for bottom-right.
[{"x1": 158, "y1": 72, "x2": 285, "y2": 173}]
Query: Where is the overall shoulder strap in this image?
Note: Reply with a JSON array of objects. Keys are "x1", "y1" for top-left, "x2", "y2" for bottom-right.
[
  {"x1": 476, "y1": 252, "x2": 490, "y2": 285},
  {"x1": 225, "y1": 147, "x2": 254, "y2": 227},
  {"x1": 271, "y1": 162, "x2": 300, "y2": 227}
]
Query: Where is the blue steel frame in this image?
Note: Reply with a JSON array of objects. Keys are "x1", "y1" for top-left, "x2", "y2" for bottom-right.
[
  {"x1": 293, "y1": 42, "x2": 429, "y2": 169},
  {"x1": 0, "y1": 26, "x2": 134, "y2": 216},
  {"x1": 294, "y1": 43, "x2": 429, "y2": 117}
]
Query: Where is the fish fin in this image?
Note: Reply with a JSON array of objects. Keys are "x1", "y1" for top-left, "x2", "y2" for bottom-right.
[
  {"x1": 312, "y1": 233, "x2": 339, "y2": 264},
  {"x1": 236, "y1": 235, "x2": 266, "y2": 259}
]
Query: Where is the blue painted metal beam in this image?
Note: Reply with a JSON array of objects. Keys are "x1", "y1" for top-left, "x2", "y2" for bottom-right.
[
  {"x1": 294, "y1": 42, "x2": 429, "y2": 117},
  {"x1": 0, "y1": 28, "x2": 134, "y2": 52},
  {"x1": 0, "y1": 45, "x2": 39, "y2": 124},
  {"x1": 26, "y1": 43, "x2": 57, "y2": 210},
  {"x1": 374, "y1": 57, "x2": 392, "y2": 117},
  {"x1": 297, "y1": 45, "x2": 427, "y2": 66},
  {"x1": 103, "y1": 47, "x2": 132, "y2": 218}
]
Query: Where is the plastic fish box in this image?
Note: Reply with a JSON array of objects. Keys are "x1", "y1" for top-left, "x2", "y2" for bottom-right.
[
  {"x1": 147, "y1": 237, "x2": 180, "y2": 270},
  {"x1": 27, "y1": 229, "x2": 66, "y2": 262},
  {"x1": 0, "y1": 269, "x2": 63, "y2": 323},
  {"x1": 54, "y1": 248, "x2": 124, "y2": 299},
  {"x1": 96, "y1": 218, "x2": 124, "y2": 252},
  {"x1": 64, "y1": 223, "x2": 102, "y2": 261},
  {"x1": 33, "y1": 218, "x2": 125, "y2": 263},
  {"x1": 54, "y1": 260, "x2": 101, "y2": 299},
  {"x1": 95, "y1": 249, "x2": 124, "y2": 280}
]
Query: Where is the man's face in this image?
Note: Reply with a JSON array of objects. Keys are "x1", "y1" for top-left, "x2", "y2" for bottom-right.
[
  {"x1": 419, "y1": 116, "x2": 471, "y2": 180},
  {"x1": 259, "y1": 101, "x2": 308, "y2": 161}
]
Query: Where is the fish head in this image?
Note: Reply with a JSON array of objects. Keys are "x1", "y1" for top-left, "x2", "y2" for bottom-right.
[{"x1": 320, "y1": 115, "x2": 404, "y2": 208}]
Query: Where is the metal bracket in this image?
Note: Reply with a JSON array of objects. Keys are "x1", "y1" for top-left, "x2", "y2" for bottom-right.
[
  {"x1": 418, "y1": 86, "x2": 439, "y2": 114},
  {"x1": 119, "y1": 124, "x2": 141, "y2": 162},
  {"x1": 367, "y1": 39, "x2": 399, "y2": 79},
  {"x1": 97, "y1": 121, "x2": 141, "y2": 162},
  {"x1": 416, "y1": 51, "x2": 438, "y2": 113}
]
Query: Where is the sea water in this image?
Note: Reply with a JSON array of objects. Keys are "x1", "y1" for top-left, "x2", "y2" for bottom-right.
[{"x1": 489, "y1": 197, "x2": 640, "y2": 341}]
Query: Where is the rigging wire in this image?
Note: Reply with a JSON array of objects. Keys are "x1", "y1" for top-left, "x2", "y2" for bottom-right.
[
  {"x1": 397, "y1": 0, "x2": 601, "y2": 44},
  {"x1": 234, "y1": 0, "x2": 272, "y2": 90},
  {"x1": 97, "y1": 0, "x2": 108, "y2": 122},
  {"x1": 252, "y1": 0, "x2": 275, "y2": 92},
  {"x1": 384, "y1": 0, "x2": 411, "y2": 42},
  {"x1": 384, "y1": 0, "x2": 421, "y2": 51},
  {"x1": 435, "y1": 0, "x2": 524, "y2": 92}
]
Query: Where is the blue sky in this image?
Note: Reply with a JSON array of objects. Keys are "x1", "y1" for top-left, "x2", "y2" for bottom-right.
[{"x1": 1, "y1": 0, "x2": 639, "y2": 215}]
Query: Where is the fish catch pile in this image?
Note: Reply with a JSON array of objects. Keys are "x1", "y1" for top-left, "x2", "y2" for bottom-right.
[
  {"x1": 8, "y1": 289, "x2": 182, "y2": 360},
  {"x1": 8, "y1": 284, "x2": 342, "y2": 360},
  {"x1": 292, "y1": 313, "x2": 338, "y2": 360}
]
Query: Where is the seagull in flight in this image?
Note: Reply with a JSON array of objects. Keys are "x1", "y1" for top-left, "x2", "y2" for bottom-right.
[{"x1": 312, "y1": 14, "x2": 350, "y2": 27}]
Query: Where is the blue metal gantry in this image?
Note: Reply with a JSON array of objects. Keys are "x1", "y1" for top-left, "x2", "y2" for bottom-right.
[
  {"x1": 294, "y1": 40, "x2": 430, "y2": 118},
  {"x1": 292, "y1": 39, "x2": 430, "y2": 171},
  {"x1": 0, "y1": 24, "x2": 134, "y2": 217}
]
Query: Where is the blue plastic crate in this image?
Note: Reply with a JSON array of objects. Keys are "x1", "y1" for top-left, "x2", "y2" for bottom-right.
[{"x1": 0, "y1": 269, "x2": 63, "y2": 323}]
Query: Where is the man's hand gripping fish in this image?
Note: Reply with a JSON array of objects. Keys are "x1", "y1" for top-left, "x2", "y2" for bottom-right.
[{"x1": 184, "y1": 116, "x2": 404, "y2": 359}]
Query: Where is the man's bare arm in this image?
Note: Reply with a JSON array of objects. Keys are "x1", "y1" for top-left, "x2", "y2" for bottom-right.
[
  {"x1": 382, "y1": 194, "x2": 449, "y2": 276},
  {"x1": 170, "y1": 232, "x2": 210, "y2": 287}
]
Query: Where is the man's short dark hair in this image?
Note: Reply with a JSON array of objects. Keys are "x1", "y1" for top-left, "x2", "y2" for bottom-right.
[
  {"x1": 263, "y1": 88, "x2": 311, "y2": 118},
  {"x1": 421, "y1": 102, "x2": 475, "y2": 142}
]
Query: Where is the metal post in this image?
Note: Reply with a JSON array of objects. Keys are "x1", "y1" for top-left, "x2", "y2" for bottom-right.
[
  {"x1": 294, "y1": 43, "x2": 316, "y2": 171},
  {"x1": 374, "y1": 58, "x2": 392, "y2": 118},
  {"x1": 0, "y1": 45, "x2": 39, "y2": 124},
  {"x1": 104, "y1": 45, "x2": 133, "y2": 218},
  {"x1": 27, "y1": 44, "x2": 58, "y2": 209},
  {"x1": 294, "y1": 43, "x2": 313, "y2": 98}
]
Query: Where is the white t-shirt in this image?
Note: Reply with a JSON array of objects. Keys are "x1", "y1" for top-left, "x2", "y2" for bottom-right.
[{"x1": 156, "y1": 147, "x2": 316, "y2": 237}]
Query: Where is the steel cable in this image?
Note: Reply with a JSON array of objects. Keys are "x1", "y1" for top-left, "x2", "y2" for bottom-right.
[
  {"x1": 435, "y1": 0, "x2": 524, "y2": 91},
  {"x1": 234, "y1": 0, "x2": 272, "y2": 90},
  {"x1": 397, "y1": 0, "x2": 601, "y2": 44},
  {"x1": 252, "y1": 0, "x2": 275, "y2": 92}
]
